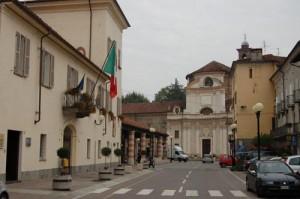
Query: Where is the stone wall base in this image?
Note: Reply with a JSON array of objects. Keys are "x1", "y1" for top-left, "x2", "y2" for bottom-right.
[{"x1": 0, "y1": 162, "x2": 118, "y2": 183}]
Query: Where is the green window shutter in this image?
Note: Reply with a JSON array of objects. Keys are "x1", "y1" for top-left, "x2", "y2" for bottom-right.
[
  {"x1": 24, "y1": 37, "x2": 30, "y2": 77},
  {"x1": 41, "y1": 50, "x2": 45, "y2": 86},
  {"x1": 67, "y1": 66, "x2": 72, "y2": 89},
  {"x1": 50, "y1": 55, "x2": 54, "y2": 88},
  {"x1": 14, "y1": 32, "x2": 21, "y2": 74}
]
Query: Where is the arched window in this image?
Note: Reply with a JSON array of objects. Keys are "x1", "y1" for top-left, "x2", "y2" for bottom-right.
[
  {"x1": 242, "y1": 54, "x2": 247, "y2": 59},
  {"x1": 204, "y1": 77, "x2": 213, "y2": 87},
  {"x1": 200, "y1": 107, "x2": 213, "y2": 115}
]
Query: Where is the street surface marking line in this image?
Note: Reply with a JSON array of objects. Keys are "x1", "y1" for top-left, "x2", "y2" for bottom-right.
[
  {"x1": 7, "y1": 188, "x2": 52, "y2": 195},
  {"x1": 113, "y1": 188, "x2": 131, "y2": 194},
  {"x1": 227, "y1": 170, "x2": 246, "y2": 184},
  {"x1": 178, "y1": 186, "x2": 183, "y2": 193},
  {"x1": 186, "y1": 190, "x2": 199, "y2": 197},
  {"x1": 230, "y1": 190, "x2": 247, "y2": 197},
  {"x1": 161, "y1": 190, "x2": 176, "y2": 196},
  {"x1": 208, "y1": 190, "x2": 223, "y2": 197},
  {"x1": 136, "y1": 189, "x2": 153, "y2": 195},
  {"x1": 102, "y1": 170, "x2": 162, "y2": 199},
  {"x1": 182, "y1": 179, "x2": 187, "y2": 184},
  {"x1": 90, "y1": 187, "x2": 111, "y2": 194}
]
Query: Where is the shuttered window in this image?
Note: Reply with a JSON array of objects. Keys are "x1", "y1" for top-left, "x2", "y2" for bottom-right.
[
  {"x1": 96, "y1": 85, "x2": 106, "y2": 108},
  {"x1": 87, "y1": 139, "x2": 91, "y2": 159},
  {"x1": 117, "y1": 97, "x2": 122, "y2": 116},
  {"x1": 14, "y1": 32, "x2": 30, "y2": 77},
  {"x1": 41, "y1": 50, "x2": 54, "y2": 88},
  {"x1": 106, "y1": 89, "x2": 112, "y2": 111},
  {"x1": 67, "y1": 66, "x2": 78, "y2": 89},
  {"x1": 86, "y1": 78, "x2": 95, "y2": 97}
]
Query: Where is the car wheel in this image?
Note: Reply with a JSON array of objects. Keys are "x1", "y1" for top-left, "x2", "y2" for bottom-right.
[
  {"x1": 178, "y1": 158, "x2": 182, "y2": 162},
  {"x1": 0, "y1": 193, "x2": 9, "y2": 199},
  {"x1": 184, "y1": 159, "x2": 187, "y2": 162},
  {"x1": 220, "y1": 163, "x2": 225, "y2": 168},
  {"x1": 256, "y1": 185, "x2": 265, "y2": 197}
]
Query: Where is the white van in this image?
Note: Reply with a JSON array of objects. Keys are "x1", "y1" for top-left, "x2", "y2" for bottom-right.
[{"x1": 168, "y1": 145, "x2": 189, "y2": 162}]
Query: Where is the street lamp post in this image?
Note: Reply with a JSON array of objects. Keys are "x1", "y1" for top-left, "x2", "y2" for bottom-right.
[
  {"x1": 230, "y1": 123, "x2": 237, "y2": 166},
  {"x1": 252, "y1": 102, "x2": 264, "y2": 161},
  {"x1": 170, "y1": 136, "x2": 173, "y2": 163}
]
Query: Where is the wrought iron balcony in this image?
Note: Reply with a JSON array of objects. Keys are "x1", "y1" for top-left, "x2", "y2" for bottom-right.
[
  {"x1": 271, "y1": 125, "x2": 289, "y2": 138},
  {"x1": 287, "y1": 95, "x2": 295, "y2": 107},
  {"x1": 295, "y1": 89, "x2": 300, "y2": 103},
  {"x1": 63, "y1": 92, "x2": 96, "y2": 118},
  {"x1": 276, "y1": 101, "x2": 285, "y2": 114}
]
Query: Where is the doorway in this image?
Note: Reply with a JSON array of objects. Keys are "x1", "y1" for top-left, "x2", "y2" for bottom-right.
[
  {"x1": 6, "y1": 130, "x2": 21, "y2": 182},
  {"x1": 202, "y1": 139, "x2": 211, "y2": 157},
  {"x1": 63, "y1": 126, "x2": 74, "y2": 174}
]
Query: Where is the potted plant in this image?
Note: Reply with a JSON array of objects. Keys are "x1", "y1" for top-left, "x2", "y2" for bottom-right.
[
  {"x1": 113, "y1": 148, "x2": 125, "y2": 175},
  {"x1": 98, "y1": 147, "x2": 113, "y2": 180},
  {"x1": 52, "y1": 147, "x2": 72, "y2": 191}
]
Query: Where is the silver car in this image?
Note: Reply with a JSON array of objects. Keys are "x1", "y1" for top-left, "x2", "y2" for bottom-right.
[
  {"x1": 202, "y1": 154, "x2": 214, "y2": 163},
  {"x1": 0, "y1": 182, "x2": 9, "y2": 199}
]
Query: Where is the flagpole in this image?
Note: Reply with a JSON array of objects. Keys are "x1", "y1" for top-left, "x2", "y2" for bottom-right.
[{"x1": 90, "y1": 40, "x2": 116, "y2": 99}]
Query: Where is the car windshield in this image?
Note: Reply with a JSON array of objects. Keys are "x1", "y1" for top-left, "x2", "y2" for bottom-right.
[{"x1": 258, "y1": 162, "x2": 293, "y2": 174}]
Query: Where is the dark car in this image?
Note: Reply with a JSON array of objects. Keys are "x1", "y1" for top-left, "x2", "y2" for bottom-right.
[
  {"x1": 244, "y1": 156, "x2": 278, "y2": 170},
  {"x1": 219, "y1": 154, "x2": 233, "y2": 167},
  {"x1": 246, "y1": 160, "x2": 300, "y2": 197},
  {"x1": 0, "y1": 182, "x2": 9, "y2": 199}
]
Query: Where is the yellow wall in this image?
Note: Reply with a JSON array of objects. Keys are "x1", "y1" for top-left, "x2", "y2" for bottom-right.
[{"x1": 232, "y1": 62, "x2": 276, "y2": 140}]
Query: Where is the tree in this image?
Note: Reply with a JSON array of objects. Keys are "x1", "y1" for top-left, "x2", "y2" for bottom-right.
[
  {"x1": 154, "y1": 78, "x2": 185, "y2": 102},
  {"x1": 101, "y1": 147, "x2": 112, "y2": 169},
  {"x1": 122, "y1": 91, "x2": 149, "y2": 103}
]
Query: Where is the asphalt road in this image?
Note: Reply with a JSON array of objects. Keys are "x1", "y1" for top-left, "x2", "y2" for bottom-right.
[{"x1": 82, "y1": 161, "x2": 259, "y2": 199}]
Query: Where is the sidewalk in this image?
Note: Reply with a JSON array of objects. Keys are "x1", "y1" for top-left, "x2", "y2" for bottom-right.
[{"x1": 6, "y1": 165, "x2": 157, "y2": 199}]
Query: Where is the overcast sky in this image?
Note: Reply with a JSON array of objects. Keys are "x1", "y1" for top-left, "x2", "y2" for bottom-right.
[{"x1": 118, "y1": 0, "x2": 300, "y2": 101}]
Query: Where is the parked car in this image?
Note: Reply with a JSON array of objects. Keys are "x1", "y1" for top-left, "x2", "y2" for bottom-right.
[
  {"x1": 202, "y1": 154, "x2": 214, "y2": 163},
  {"x1": 244, "y1": 156, "x2": 279, "y2": 170},
  {"x1": 285, "y1": 155, "x2": 300, "y2": 173},
  {"x1": 219, "y1": 154, "x2": 233, "y2": 167},
  {"x1": 246, "y1": 160, "x2": 300, "y2": 197},
  {"x1": 0, "y1": 182, "x2": 9, "y2": 199}
]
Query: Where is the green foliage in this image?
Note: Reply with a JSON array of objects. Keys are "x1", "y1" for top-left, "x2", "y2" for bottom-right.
[
  {"x1": 114, "y1": 148, "x2": 122, "y2": 157},
  {"x1": 154, "y1": 78, "x2": 185, "y2": 102},
  {"x1": 101, "y1": 147, "x2": 112, "y2": 157},
  {"x1": 252, "y1": 133, "x2": 273, "y2": 149},
  {"x1": 57, "y1": 147, "x2": 70, "y2": 159},
  {"x1": 122, "y1": 91, "x2": 150, "y2": 103}
]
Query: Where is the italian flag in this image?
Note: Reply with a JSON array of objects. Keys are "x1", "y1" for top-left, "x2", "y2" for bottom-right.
[{"x1": 103, "y1": 41, "x2": 117, "y2": 98}]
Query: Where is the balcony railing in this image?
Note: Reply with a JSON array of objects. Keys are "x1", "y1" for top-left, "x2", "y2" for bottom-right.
[
  {"x1": 276, "y1": 101, "x2": 285, "y2": 113},
  {"x1": 271, "y1": 125, "x2": 289, "y2": 138},
  {"x1": 295, "y1": 89, "x2": 300, "y2": 103},
  {"x1": 287, "y1": 95, "x2": 295, "y2": 107},
  {"x1": 63, "y1": 92, "x2": 96, "y2": 118}
]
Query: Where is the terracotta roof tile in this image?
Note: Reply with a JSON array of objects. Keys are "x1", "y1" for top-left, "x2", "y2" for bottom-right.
[
  {"x1": 186, "y1": 61, "x2": 230, "y2": 79},
  {"x1": 122, "y1": 101, "x2": 184, "y2": 114}
]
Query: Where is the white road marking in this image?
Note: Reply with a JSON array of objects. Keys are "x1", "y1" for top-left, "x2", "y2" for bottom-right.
[
  {"x1": 208, "y1": 190, "x2": 223, "y2": 197},
  {"x1": 186, "y1": 190, "x2": 199, "y2": 197},
  {"x1": 182, "y1": 179, "x2": 187, "y2": 184},
  {"x1": 230, "y1": 190, "x2": 247, "y2": 197},
  {"x1": 161, "y1": 190, "x2": 176, "y2": 196},
  {"x1": 113, "y1": 188, "x2": 131, "y2": 194},
  {"x1": 136, "y1": 189, "x2": 153, "y2": 195},
  {"x1": 178, "y1": 186, "x2": 183, "y2": 193},
  {"x1": 90, "y1": 187, "x2": 111, "y2": 194}
]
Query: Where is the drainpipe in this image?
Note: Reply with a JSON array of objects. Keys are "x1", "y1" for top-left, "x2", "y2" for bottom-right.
[
  {"x1": 35, "y1": 32, "x2": 51, "y2": 124},
  {"x1": 88, "y1": 0, "x2": 93, "y2": 60},
  {"x1": 279, "y1": 69, "x2": 286, "y2": 109}
]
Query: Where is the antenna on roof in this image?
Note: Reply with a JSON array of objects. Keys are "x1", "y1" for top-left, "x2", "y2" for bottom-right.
[
  {"x1": 244, "y1": 33, "x2": 247, "y2": 42},
  {"x1": 277, "y1": 48, "x2": 280, "y2": 56},
  {"x1": 262, "y1": 40, "x2": 270, "y2": 54}
]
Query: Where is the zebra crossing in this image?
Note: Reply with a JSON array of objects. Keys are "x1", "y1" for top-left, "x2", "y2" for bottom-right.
[{"x1": 90, "y1": 187, "x2": 249, "y2": 197}]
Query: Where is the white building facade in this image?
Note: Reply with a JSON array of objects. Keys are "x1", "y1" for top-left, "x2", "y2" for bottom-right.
[
  {"x1": 167, "y1": 61, "x2": 232, "y2": 158},
  {"x1": 271, "y1": 41, "x2": 300, "y2": 154},
  {"x1": 0, "y1": 0, "x2": 129, "y2": 182}
]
